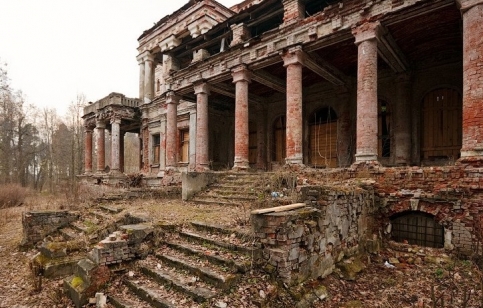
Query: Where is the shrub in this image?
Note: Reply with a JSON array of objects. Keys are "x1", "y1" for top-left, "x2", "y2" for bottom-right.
[{"x1": 0, "y1": 184, "x2": 28, "y2": 208}]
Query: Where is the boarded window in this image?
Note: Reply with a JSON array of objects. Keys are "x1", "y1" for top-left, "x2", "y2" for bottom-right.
[
  {"x1": 378, "y1": 100, "x2": 391, "y2": 158},
  {"x1": 179, "y1": 129, "x2": 189, "y2": 163},
  {"x1": 249, "y1": 121, "x2": 257, "y2": 164},
  {"x1": 152, "y1": 134, "x2": 160, "y2": 164},
  {"x1": 390, "y1": 212, "x2": 444, "y2": 248},
  {"x1": 309, "y1": 107, "x2": 337, "y2": 168},
  {"x1": 421, "y1": 88, "x2": 462, "y2": 161},
  {"x1": 272, "y1": 116, "x2": 286, "y2": 163}
]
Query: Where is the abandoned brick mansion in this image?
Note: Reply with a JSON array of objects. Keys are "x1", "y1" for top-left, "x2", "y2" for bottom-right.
[
  {"x1": 82, "y1": 0, "x2": 483, "y2": 178},
  {"x1": 78, "y1": 0, "x2": 483, "y2": 251}
]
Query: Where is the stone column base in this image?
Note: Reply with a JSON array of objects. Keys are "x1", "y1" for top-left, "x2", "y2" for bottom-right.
[{"x1": 354, "y1": 153, "x2": 378, "y2": 162}]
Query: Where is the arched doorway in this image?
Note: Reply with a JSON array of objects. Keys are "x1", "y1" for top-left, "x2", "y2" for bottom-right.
[
  {"x1": 390, "y1": 211, "x2": 444, "y2": 248},
  {"x1": 309, "y1": 107, "x2": 337, "y2": 168},
  {"x1": 378, "y1": 100, "x2": 391, "y2": 158},
  {"x1": 272, "y1": 115, "x2": 286, "y2": 163},
  {"x1": 421, "y1": 88, "x2": 462, "y2": 161}
]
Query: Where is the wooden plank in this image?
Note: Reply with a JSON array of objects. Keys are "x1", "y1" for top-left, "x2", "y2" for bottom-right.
[{"x1": 251, "y1": 203, "x2": 307, "y2": 215}]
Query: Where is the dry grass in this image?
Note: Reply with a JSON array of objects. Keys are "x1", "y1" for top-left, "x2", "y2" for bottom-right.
[{"x1": 0, "y1": 183, "x2": 28, "y2": 209}]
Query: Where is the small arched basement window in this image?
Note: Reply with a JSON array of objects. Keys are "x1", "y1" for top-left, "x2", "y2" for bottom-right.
[{"x1": 390, "y1": 211, "x2": 444, "y2": 248}]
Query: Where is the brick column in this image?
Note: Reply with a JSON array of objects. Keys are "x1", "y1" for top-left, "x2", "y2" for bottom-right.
[
  {"x1": 137, "y1": 54, "x2": 145, "y2": 100},
  {"x1": 144, "y1": 52, "x2": 155, "y2": 104},
  {"x1": 353, "y1": 22, "x2": 380, "y2": 162},
  {"x1": 394, "y1": 73, "x2": 412, "y2": 165},
  {"x1": 282, "y1": 46, "x2": 304, "y2": 165},
  {"x1": 110, "y1": 117, "x2": 121, "y2": 173},
  {"x1": 282, "y1": 0, "x2": 305, "y2": 25},
  {"x1": 189, "y1": 109, "x2": 197, "y2": 171},
  {"x1": 457, "y1": 0, "x2": 483, "y2": 158},
  {"x1": 166, "y1": 92, "x2": 180, "y2": 169},
  {"x1": 96, "y1": 120, "x2": 106, "y2": 173},
  {"x1": 84, "y1": 126, "x2": 93, "y2": 174},
  {"x1": 232, "y1": 65, "x2": 251, "y2": 170},
  {"x1": 194, "y1": 83, "x2": 210, "y2": 171}
]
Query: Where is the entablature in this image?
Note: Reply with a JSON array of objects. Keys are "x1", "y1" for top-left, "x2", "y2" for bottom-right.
[
  {"x1": 138, "y1": 0, "x2": 234, "y2": 54},
  {"x1": 167, "y1": 0, "x2": 452, "y2": 94}
]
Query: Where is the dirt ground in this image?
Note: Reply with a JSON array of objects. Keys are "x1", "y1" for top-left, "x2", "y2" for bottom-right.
[{"x1": 1, "y1": 194, "x2": 482, "y2": 308}]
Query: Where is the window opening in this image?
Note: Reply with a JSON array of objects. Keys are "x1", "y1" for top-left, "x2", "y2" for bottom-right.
[
  {"x1": 152, "y1": 134, "x2": 160, "y2": 164},
  {"x1": 390, "y1": 212, "x2": 444, "y2": 248}
]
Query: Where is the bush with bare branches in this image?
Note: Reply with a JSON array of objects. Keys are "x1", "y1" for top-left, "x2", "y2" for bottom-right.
[{"x1": 0, "y1": 184, "x2": 28, "y2": 208}]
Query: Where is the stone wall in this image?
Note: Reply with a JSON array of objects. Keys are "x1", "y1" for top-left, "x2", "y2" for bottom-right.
[
  {"x1": 252, "y1": 185, "x2": 376, "y2": 285},
  {"x1": 21, "y1": 211, "x2": 79, "y2": 248},
  {"x1": 295, "y1": 161, "x2": 483, "y2": 255}
]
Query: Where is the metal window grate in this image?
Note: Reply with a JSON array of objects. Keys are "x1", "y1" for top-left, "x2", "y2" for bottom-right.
[{"x1": 391, "y1": 212, "x2": 444, "y2": 248}]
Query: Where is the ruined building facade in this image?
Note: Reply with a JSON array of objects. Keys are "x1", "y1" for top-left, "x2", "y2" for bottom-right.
[{"x1": 82, "y1": 0, "x2": 483, "y2": 181}]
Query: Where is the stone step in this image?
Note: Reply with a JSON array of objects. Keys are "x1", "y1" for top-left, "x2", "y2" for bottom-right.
[
  {"x1": 208, "y1": 187, "x2": 257, "y2": 195},
  {"x1": 109, "y1": 295, "x2": 151, "y2": 308},
  {"x1": 199, "y1": 193, "x2": 257, "y2": 201},
  {"x1": 140, "y1": 266, "x2": 217, "y2": 302},
  {"x1": 99, "y1": 204, "x2": 124, "y2": 214},
  {"x1": 204, "y1": 190, "x2": 257, "y2": 198},
  {"x1": 90, "y1": 210, "x2": 113, "y2": 222},
  {"x1": 190, "y1": 221, "x2": 253, "y2": 239},
  {"x1": 70, "y1": 221, "x2": 90, "y2": 234},
  {"x1": 190, "y1": 198, "x2": 240, "y2": 206},
  {"x1": 124, "y1": 279, "x2": 177, "y2": 308},
  {"x1": 155, "y1": 251, "x2": 239, "y2": 290},
  {"x1": 179, "y1": 231, "x2": 258, "y2": 255},
  {"x1": 59, "y1": 227, "x2": 79, "y2": 241},
  {"x1": 164, "y1": 240, "x2": 250, "y2": 273}
]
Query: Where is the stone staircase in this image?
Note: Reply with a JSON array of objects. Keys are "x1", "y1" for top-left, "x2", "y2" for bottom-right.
[
  {"x1": 30, "y1": 204, "x2": 141, "y2": 280},
  {"x1": 106, "y1": 221, "x2": 259, "y2": 308},
  {"x1": 191, "y1": 172, "x2": 267, "y2": 206}
]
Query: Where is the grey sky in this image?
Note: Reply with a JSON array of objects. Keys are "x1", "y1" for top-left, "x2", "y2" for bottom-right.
[{"x1": 0, "y1": 0, "x2": 241, "y2": 116}]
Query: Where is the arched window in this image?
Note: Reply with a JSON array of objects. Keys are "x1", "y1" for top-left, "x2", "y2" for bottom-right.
[
  {"x1": 309, "y1": 107, "x2": 338, "y2": 167},
  {"x1": 390, "y1": 211, "x2": 444, "y2": 248},
  {"x1": 156, "y1": 79, "x2": 161, "y2": 92}
]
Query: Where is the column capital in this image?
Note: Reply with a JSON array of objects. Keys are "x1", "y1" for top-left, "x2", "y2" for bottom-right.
[
  {"x1": 194, "y1": 82, "x2": 210, "y2": 95},
  {"x1": 456, "y1": 0, "x2": 483, "y2": 12},
  {"x1": 352, "y1": 21, "x2": 381, "y2": 45},
  {"x1": 137, "y1": 50, "x2": 154, "y2": 63},
  {"x1": 166, "y1": 91, "x2": 181, "y2": 105},
  {"x1": 95, "y1": 120, "x2": 106, "y2": 129},
  {"x1": 110, "y1": 116, "x2": 121, "y2": 125},
  {"x1": 232, "y1": 65, "x2": 252, "y2": 83},
  {"x1": 281, "y1": 45, "x2": 305, "y2": 67}
]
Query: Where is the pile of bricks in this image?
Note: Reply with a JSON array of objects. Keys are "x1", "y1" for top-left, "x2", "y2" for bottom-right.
[{"x1": 88, "y1": 224, "x2": 153, "y2": 266}]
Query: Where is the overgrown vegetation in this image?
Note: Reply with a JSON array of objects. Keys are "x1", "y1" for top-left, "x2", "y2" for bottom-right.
[{"x1": 0, "y1": 183, "x2": 28, "y2": 208}]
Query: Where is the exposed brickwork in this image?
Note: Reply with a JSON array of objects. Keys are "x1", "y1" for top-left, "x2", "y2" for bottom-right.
[
  {"x1": 282, "y1": 46, "x2": 304, "y2": 165},
  {"x1": 353, "y1": 22, "x2": 379, "y2": 162},
  {"x1": 95, "y1": 121, "x2": 106, "y2": 172},
  {"x1": 232, "y1": 65, "x2": 251, "y2": 169},
  {"x1": 84, "y1": 128, "x2": 93, "y2": 173},
  {"x1": 460, "y1": 1, "x2": 483, "y2": 157},
  {"x1": 165, "y1": 92, "x2": 180, "y2": 168},
  {"x1": 230, "y1": 23, "x2": 250, "y2": 47},
  {"x1": 282, "y1": 0, "x2": 304, "y2": 25},
  {"x1": 252, "y1": 187, "x2": 375, "y2": 285},
  {"x1": 194, "y1": 83, "x2": 210, "y2": 171},
  {"x1": 21, "y1": 211, "x2": 79, "y2": 247}
]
